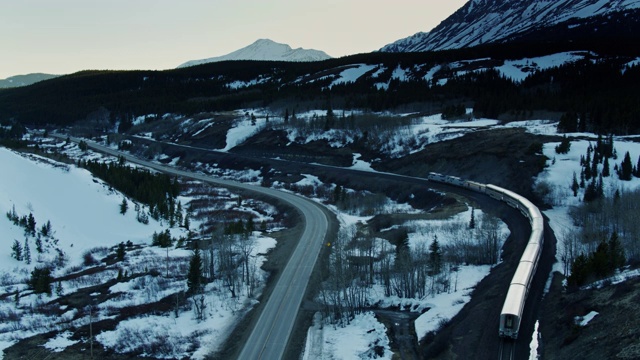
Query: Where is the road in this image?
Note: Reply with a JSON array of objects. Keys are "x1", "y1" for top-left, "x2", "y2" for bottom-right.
[{"x1": 56, "y1": 135, "x2": 329, "y2": 360}]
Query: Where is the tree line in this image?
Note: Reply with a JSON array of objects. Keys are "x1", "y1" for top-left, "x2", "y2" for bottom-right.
[{"x1": 78, "y1": 158, "x2": 180, "y2": 222}]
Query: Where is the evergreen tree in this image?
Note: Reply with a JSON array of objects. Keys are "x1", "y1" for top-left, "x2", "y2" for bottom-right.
[
  {"x1": 187, "y1": 245, "x2": 203, "y2": 294},
  {"x1": 56, "y1": 281, "x2": 64, "y2": 296},
  {"x1": 608, "y1": 232, "x2": 626, "y2": 271},
  {"x1": 40, "y1": 220, "x2": 52, "y2": 237},
  {"x1": 29, "y1": 267, "x2": 53, "y2": 295},
  {"x1": 333, "y1": 185, "x2": 343, "y2": 204},
  {"x1": 152, "y1": 229, "x2": 173, "y2": 248},
  {"x1": 27, "y1": 213, "x2": 36, "y2": 236},
  {"x1": 120, "y1": 198, "x2": 128, "y2": 215},
  {"x1": 571, "y1": 172, "x2": 579, "y2": 197},
  {"x1": 555, "y1": 136, "x2": 571, "y2": 154},
  {"x1": 23, "y1": 238, "x2": 31, "y2": 264},
  {"x1": 116, "y1": 242, "x2": 126, "y2": 261},
  {"x1": 11, "y1": 239, "x2": 22, "y2": 261},
  {"x1": 568, "y1": 253, "x2": 589, "y2": 287},
  {"x1": 35, "y1": 235, "x2": 43, "y2": 253},
  {"x1": 619, "y1": 151, "x2": 633, "y2": 180},
  {"x1": 429, "y1": 236, "x2": 442, "y2": 275},
  {"x1": 183, "y1": 211, "x2": 190, "y2": 230},
  {"x1": 583, "y1": 178, "x2": 599, "y2": 202},
  {"x1": 469, "y1": 207, "x2": 476, "y2": 229},
  {"x1": 591, "y1": 240, "x2": 611, "y2": 278}
]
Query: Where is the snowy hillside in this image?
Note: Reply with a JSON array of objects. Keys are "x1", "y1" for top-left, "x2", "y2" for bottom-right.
[
  {"x1": 0, "y1": 148, "x2": 165, "y2": 271},
  {"x1": 178, "y1": 39, "x2": 331, "y2": 68},
  {"x1": 381, "y1": 0, "x2": 640, "y2": 52}
]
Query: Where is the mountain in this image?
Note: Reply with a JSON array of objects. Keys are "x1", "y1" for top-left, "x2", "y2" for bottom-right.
[
  {"x1": 0, "y1": 73, "x2": 59, "y2": 89},
  {"x1": 178, "y1": 39, "x2": 332, "y2": 68},
  {"x1": 381, "y1": 0, "x2": 640, "y2": 52}
]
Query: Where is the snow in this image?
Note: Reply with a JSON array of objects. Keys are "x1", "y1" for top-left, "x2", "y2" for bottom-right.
[
  {"x1": 220, "y1": 110, "x2": 271, "y2": 151},
  {"x1": 5, "y1": 106, "x2": 640, "y2": 358},
  {"x1": 575, "y1": 311, "x2": 599, "y2": 326},
  {"x1": 178, "y1": 39, "x2": 331, "y2": 68},
  {"x1": 43, "y1": 331, "x2": 78, "y2": 352},
  {"x1": 304, "y1": 312, "x2": 392, "y2": 360},
  {"x1": 497, "y1": 52, "x2": 590, "y2": 82},
  {"x1": 350, "y1": 153, "x2": 375, "y2": 171},
  {"x1": 412, "y1": 264, "x2": 492, "y2": 338},
  {"x1": 0, "y1": 145, "x2": 279, "y2": 359},
  {"x1": 330, "y1": 64, "x2": 377, "y2": 88},
  {"x1": 0, "y1": 148, "x2": 165, "y2": 272}
]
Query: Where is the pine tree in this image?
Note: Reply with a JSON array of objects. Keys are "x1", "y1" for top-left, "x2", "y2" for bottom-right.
[
  {"x1": 23, "y1": 238, "x2": 31, "y2": 264},
  {"x1": 568, "y1": 253, "x2": 589, "y2": 287},
  {"x1": 429, "y1": 236, "x2": 442, "y2": 275},
  {"x1": 29, "y1": 267, "x2": 53, "y2": 294},
  {"x1": 116, "y1": 242, "x2": 126, "y2": 261},
  {"x1": 35, "y1": 235, "x2": 43, "y2": 253},
  {"x1": 469, "y1": 208, "x2": 476, "y2": 229},
  {"x1": 27, "y1": 213, "x2": 36, "y2": 236},
  {"x1": 187, "y1": 245, "x2": 203, "y2": 294},
  {"x1": 120, "y1": 198, "x2": 128, "y2": 215},
  {"x1": 571, "y1": 172, "x2": 579, "y2": 197},
  {"x1": 11, "y1": 240, "x2": 22, "y2": 261},
  {"x1": 608, "y1": 232, "x2": 626, "y2": 271},
  {"x1": 619, "y1": 151, "x2": 633, "y2": 180},
  {"x1": 40, "y1": 220, "x2": 52, "y2": 237}
]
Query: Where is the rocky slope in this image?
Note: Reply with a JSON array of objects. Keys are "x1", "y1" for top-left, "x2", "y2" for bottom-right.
[{"x1": 381, "y1": 0, "x2": 640, "y2": 52}]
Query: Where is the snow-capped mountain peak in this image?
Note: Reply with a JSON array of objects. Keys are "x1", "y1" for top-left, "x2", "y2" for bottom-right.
[
  {"x1": 381, "y1": 0, "x2": 640, "y2": 52},
  {"x1": 178, "y1": 39, "x2": 332, "y2": 68}
]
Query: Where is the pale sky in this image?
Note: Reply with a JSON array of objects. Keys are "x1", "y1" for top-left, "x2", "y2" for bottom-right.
[{"x1": 0, "y1": 0, "x2": 468, "y2": 79}]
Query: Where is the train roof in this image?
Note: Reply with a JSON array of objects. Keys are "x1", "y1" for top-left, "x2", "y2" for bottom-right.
[
  {"x1": 500, "y1": 283, "x2": 527, "y2": 316},
  {"x1": 521, "y1": 243, "x2": 541, "y2": 263},
  {"x1": 511, "y1": 261, "x2": 534, "y2": 286}
]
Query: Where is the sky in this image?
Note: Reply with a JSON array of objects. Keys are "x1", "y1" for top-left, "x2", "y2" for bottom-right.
[{"x1": 0, "y1": 0, "x2": 468, "y2": 79}]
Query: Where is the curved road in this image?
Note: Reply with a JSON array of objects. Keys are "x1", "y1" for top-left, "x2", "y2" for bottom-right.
[{"x1": 57, "y1": 136, "x2": 329, "y2": 360}]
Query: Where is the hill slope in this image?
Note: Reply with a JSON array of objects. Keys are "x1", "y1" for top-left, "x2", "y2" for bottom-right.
[{"x1": 0, "y1": 73, "x2": 59, "y2": 88}]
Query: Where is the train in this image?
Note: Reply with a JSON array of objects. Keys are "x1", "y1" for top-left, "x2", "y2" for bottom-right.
[{"x1": 427, "y1": 173, "x2": 544, "y2": 339}]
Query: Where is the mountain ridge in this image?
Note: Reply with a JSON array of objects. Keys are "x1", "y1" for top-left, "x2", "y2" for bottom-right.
[
  {"x1": 178, "y1": 39, "x2": 332, "y2": 68},
  {"x1": 381, "y1": 0, "x2": 640, "y2": 52}
]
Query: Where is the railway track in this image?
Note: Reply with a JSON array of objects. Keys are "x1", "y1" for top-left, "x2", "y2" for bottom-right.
[{"x1": 498, "y1": 339, "x2": 515, "y2": 360}]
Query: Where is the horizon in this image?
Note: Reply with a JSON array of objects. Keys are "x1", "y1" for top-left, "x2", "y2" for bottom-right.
[{"x1": 0, "y1": 0, "x2": 467, "y2": 79}]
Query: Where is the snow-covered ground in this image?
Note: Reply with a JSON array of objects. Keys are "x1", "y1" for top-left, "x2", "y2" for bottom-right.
[
  {"x1": 5, "y1": 108, "x2": 640, "y2": 359},
  {"x1": 0, "y1": 146, "x2": 278, "y2": 359}
]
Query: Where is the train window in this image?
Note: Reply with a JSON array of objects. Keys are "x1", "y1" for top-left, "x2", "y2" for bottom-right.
[{"x1": 505, "y1": 316, "x2": 513, "y2": 329}]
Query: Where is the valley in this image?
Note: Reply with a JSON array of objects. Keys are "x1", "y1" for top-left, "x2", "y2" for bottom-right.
[{"x1": 2, "y1": 1, "x2": 640, "y2": 359}]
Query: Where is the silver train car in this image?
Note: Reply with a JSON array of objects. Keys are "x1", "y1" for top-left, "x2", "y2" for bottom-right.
[{"x1": 427, "y1": 173, "x2": 544, "y2": 339}]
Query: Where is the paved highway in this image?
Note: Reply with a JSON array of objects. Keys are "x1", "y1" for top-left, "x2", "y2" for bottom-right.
[{"x1": 56, "y1": 135, "x2": 329, "y2": 360}]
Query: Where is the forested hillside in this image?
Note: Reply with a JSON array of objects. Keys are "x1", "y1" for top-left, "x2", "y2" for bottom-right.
[{"x1": 1, "y1": 40, "x2": 640, "y2": 135}]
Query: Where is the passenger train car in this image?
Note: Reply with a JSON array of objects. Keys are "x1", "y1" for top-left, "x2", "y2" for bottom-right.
[{"x1": 427, "y1": 173, "x2": 544, "y2": 339}]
